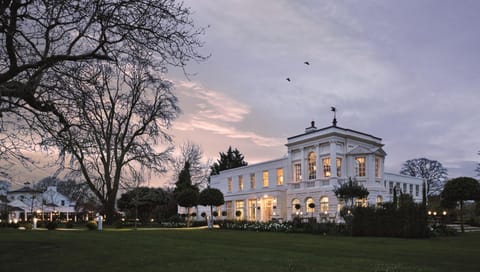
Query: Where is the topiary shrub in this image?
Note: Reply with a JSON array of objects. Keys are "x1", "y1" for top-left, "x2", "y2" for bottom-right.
[
  {"x1": 86, "y1": 221, "x2": 98, "y2": 231},
  {"x1": 46, "y1": 221, "x2": 58, "y2": 230},
  {"x1": 213, "y1": 211, "x2": 219, "y2": 217},
  {"x1": 221, "y1": 211, "x2": 227, "y2": 217},
  {"x1": 235, "y1": 210, "x2": 242, "y2": 217},
  {"x1": 201, "y1": 212, "x2": 206, "y2": 218}
]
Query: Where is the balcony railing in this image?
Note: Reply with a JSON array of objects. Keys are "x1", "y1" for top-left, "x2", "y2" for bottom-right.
[{"x1": 288, "y1": 178, "x2": 346, "y2": 190}]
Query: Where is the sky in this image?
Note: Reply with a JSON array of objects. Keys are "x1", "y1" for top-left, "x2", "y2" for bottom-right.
[
  {"x1": 6, "y1": 0, "x2": 480, "y2": 188},
  {"x1": 167, "y1": 0, "x2": 480, "y2": 185}
]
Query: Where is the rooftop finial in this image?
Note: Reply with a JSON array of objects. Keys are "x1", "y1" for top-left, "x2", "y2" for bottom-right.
[{"x1": 331, "y1": 106, "x2": 337, "y2": 127}]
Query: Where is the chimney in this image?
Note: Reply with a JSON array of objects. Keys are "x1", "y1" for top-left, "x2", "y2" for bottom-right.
[{"x1": 305, "y1": 120, "x2": 317, "y2": 133}]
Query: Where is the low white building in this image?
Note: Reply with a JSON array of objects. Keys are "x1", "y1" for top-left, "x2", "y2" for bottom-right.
[
  {"x1": 6, "y1": 184, "x2": 76, "y2": 222},
  {"x1": 210, "y1": 121, "x2": 423, "y2": 222}
]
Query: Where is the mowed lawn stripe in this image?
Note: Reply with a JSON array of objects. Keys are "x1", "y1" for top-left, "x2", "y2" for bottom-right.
[{"x1": 1, "y1": 229, "x2": 479, "y2": 272}]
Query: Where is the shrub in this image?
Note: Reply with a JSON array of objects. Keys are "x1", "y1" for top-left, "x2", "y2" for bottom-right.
[
  {"x1": 221, "y1": 211, "x2": 227, "y2": 217},
  {"x1": 65, "y1": 221, "x2": 74, "y2": 229},
  {"x1": 86, "y1": 221, "x2": 98, "y2": 231},
  {"x1": 235, "y1": 210, "x2": 242, "y2": 217},
  {"x1": 46, "y1": 221, "x2": 58, "y2": 230},
  {"x1": 201, "y1": 212, "x2": 206, "y2": 218},
  {"x1": 114, "y1": 220, "x2": 124, "y2": 229},
  {"x1": 212, "y1": 211, "x2": 219, "y2": 217},
  {"x1": 19, "y1": 222, "x2": 33, "y2": 230}
]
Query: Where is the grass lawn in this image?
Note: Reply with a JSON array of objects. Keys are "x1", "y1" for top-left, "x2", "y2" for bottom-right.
[{"x1": 1, "y1": 228, "x2": 479, "y2": 272}]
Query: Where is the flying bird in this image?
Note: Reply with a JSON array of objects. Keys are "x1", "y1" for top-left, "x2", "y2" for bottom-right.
[
  {"x1": 286, "y1": 77, "x2": 291, "y2": 82},
  {"x1": 304, "y1": 61, "x2": 310, "y2": 65}
]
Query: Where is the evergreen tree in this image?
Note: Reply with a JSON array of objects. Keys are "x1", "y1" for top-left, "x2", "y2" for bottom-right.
[
  {"x1": 210, "y1": 146, "x2": 248, "y2": 175},
  {"x1": 174, "y1": 161, "x2": 199, "y2": 226}
]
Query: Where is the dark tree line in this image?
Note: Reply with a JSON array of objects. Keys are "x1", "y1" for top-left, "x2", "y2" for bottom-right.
[{"x1": 210, "y1": 146, "x2": 248, "y2": 175}]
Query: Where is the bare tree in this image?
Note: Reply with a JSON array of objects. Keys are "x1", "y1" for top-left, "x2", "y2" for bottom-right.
[
  {"x1": 32, "y1": 62, "x2": 179, "y2": 222},
  {"x1": 1, "y1": 0, "x2": 204, "y2": 118},
  {"x1": 400, "y1": 158, "x2": 448, "y2": 196},
  {"x1": 173, "y1": 142, "x2": 211, "y2": 188}
]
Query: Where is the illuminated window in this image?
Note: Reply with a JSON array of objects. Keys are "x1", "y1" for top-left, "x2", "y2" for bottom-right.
[
  {"x1": 322, "y1": 158, "x2": 331, "y2": 177},
  {"x1": 320, "y1": 196, "x2": 329, "y2": 213},
  {"x1": 375, "y1": 157, "x2": 382, "y2": 178},
  {"x1": 276, "y1": 168, "x2": 284, "y2": 186},
  {"x1": 293, "y1": 162, "x2": 301, "y2": 182},
  {"x1": 263, "y1": 170, "x2": 269, "y2": 187},
  {"x1": 376, "y1": 195, "x2": 383, "y2": 207},
  {"x1": 308, "y1": 152, "x2": 316, "y2": 180},
  {"x1": 336, "y1": 158, "x2": 342, "y2": 177},
  {"x1": 235, "y1": 200, "x2": 244, "y2": 219},
  {"x1": 227, "y1": 178, "x2": 232, "y2": 192},
  {"x1": 306, "y1": 197, "x2": 315, "y2": 213},
  {"x1": 238, "y1": 175, "x2": 243, "y2": 191},
  {"x1": 250, "y1": 173, "x2": 255, "y2": 189},
  {"x1": 355, "y1": 197, "x2": 367, "y2": 207},
  {"x1": 355, "y1": 157, "x2": 366, "y2": 177},
  {"x1": 226, "y1": 201, "x2": 233, "y2": 219}
]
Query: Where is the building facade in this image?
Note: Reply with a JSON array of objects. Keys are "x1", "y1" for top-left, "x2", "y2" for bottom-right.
[
  {"x1": 210, "y1": 122, "x2": 423, "y2": 222},
  {"x1": 6, "y1": 184, "x2": 76, "y2": 222}
]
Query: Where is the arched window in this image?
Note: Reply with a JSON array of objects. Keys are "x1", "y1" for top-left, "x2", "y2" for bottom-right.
[
  {"x1": 305, "y1": 197, "x2": 315, "y2": 213},
  {"x1": 308, "y1": 152, "x2": 316, "y2": 180},
  {"x1": 320, "y1": 196, "x2": 329, "y2": 213}
]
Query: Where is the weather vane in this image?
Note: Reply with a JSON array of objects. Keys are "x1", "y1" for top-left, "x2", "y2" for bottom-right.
[{"x1": 331, "y1": 106, "x2": 337, "y2": 127}]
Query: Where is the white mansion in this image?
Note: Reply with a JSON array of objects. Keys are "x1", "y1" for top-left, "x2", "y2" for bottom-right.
[{"x1": 209, "y1": 121, "x2": 423, "y2": 222}]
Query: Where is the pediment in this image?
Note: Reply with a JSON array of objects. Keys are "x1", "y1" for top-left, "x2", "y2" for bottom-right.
[
  {"x1": 347, "y1": 146, "x2": 372, "y2": 155},
  {"x1": 374, "y1": 147, "x2": 387, "y2": 156}
]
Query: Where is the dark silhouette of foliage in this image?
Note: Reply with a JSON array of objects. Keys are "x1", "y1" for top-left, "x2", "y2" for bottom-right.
[
  {"x1": 199, "y1": 188, "x2": 225, "y2": 208},
  {"x1": 117, "y1": 187, "x2": 166, "y2": 223},
  {"x1": 210, "y1": 146, "x2": 248, "y2": 175},
  {"x1": 441, "y1": 177, "x2": 480, "y2": 232},
  {"x1": 334, "y1": 177, "x2": 369, "y2": 209},
  {"x1": 400, "y1": 158, "x2": 448, "y2": 196},
  {"x1": 174, "y1": 161, "x2": 199, "y2": 226}
]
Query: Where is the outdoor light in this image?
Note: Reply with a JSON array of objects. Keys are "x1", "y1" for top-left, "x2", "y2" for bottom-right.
[
  {"x1": 150, "y1": 218, "x2": 154, "y2": 222},
  {"x1": 324, "y1": 211, "x2": 328, "y2": 215},
  {"x1": 428, "y1": 211, "x2": 432, "y2": 215},
  {"x1": 442, "y1": 211, "x2": 447, "y2": 216},
  {"x1": 121, "y1": 218, "x2": 125, "y2": 222},
  {"x1": 433, "y1": 211, "x2": 437, "y2": 216}
]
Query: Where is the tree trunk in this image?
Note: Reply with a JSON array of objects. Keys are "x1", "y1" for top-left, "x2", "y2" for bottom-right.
[
  {"x1": 104, "y1": 197, "x2": 117, "y2": 224},
  {"x1": 460, "y1": 201, "x2": 464, "y2": 233}
]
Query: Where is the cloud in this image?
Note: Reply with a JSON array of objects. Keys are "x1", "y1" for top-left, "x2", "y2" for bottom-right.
[{"x1": 174, "y1": 81, "x2": 284, "y2": 147}]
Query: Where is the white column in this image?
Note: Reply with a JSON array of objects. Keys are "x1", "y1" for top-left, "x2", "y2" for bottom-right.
[
  {"x1": 368, "y1": 154, "x2": 375, "y2": 182},
  {"x1": 300, "y1": 148, "x2": 305, "y2": 181},
  {"x1": 330, "y1": 140, "x2": 337, "y2": 178},
  {"x1": 315, "y1": 144, "x2": 320, "y2": 180}
]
